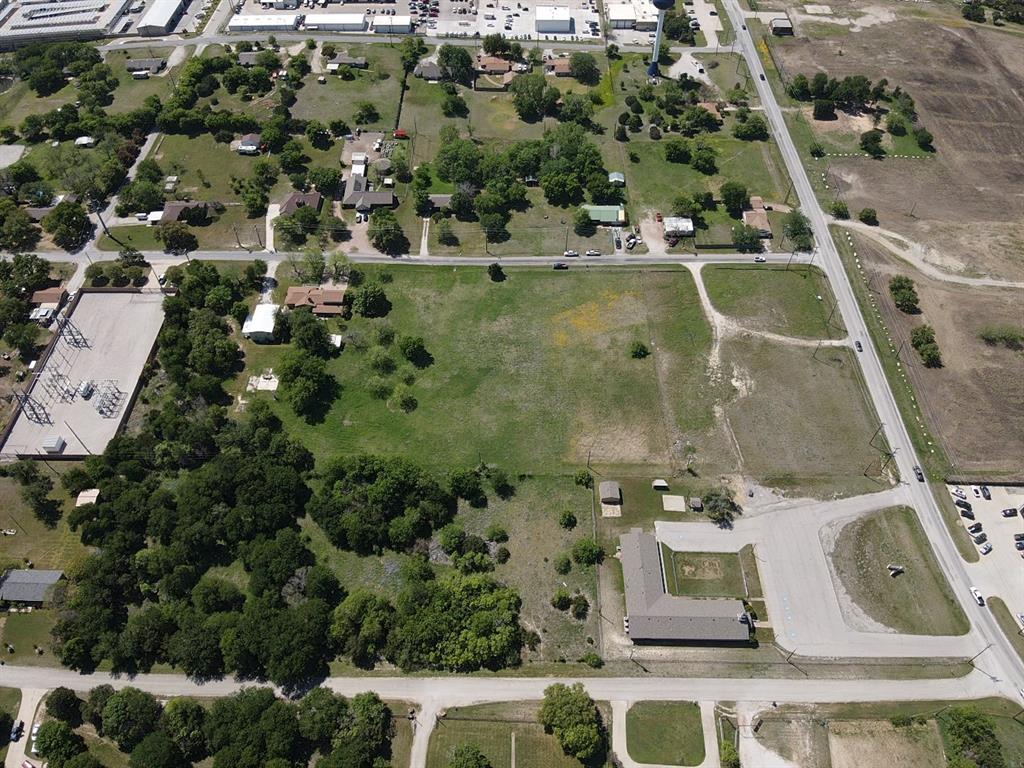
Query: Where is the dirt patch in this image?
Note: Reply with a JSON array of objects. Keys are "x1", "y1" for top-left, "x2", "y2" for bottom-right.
[
  {"x1": 775, "y1": 16, "x2": 1024, "y2": 281},
  {"x1": 801, "y1": 105, "x2": 875, "y2": 135},
  {"x1": 827, "y1": 719, "x2": 945, "y2": 768},
  {"x1": 679, "y1": 555, "x2": 724, "y2": 580},
  {"x1": 852, "y1": 231, "x2": 1024, "y2": 477}
]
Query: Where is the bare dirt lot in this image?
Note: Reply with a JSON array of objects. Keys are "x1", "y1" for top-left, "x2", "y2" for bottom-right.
[
  {"x1": 827, "y1": 719, "x2": 945, "y2": 768},
  {"x1": 850, "y1": 231, "x2": 1024, "y2": 478},
  {"x1": 772, "y1": 7, "x2": 1024, "y2": 281}
]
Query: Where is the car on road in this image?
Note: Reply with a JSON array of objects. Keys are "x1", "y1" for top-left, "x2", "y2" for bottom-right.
[
  {"x1": 981, "y1": 485, "x2": 991, "y2": 500},
  {"x1": 913, "y1": 466, "x2": 925, "y2": 482},
  {"x1": 759, "y1": 73, "x2": 766, "y2": 81},
  {"x1": 754, "y1": 255, "x2": 766, "y2": 263},
  {"x1": 967, "y1": 522, "x2": 982, "y2": 534},
  {"x1": 855, "y1": 340, "x2": 863, "y2": 352},
  {"x1": 585, "y1": 249, "x2": 600, "y2": 257},
  {"x1": 980, "y1": 542, "x2": 993, "y2": 555},
  {"x1": 552, "y1": 262, "x2": 568, "y2": 270},
  {"x1": 954, "y1": 499, "x2": 973, "y2": 512},
  {"x1": 1001, "y1": 508, "x2": 1019, "y2": 517},
  {"x1": 563, "y1": 250, "x2": 578, "y2": 257},
  {"x1": 970, "y1": 587, "x2": 984, "y2": 605}
]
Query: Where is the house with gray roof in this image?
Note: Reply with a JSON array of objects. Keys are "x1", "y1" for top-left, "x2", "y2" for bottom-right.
[
  {"x1": 0, "y1": 569, "x2": 65, "y2": 605},
  {"x1": 342, "y1": 174, "x2": 395, "y2": 211},
  {"x1": 619, "y1": 529, "x2": 748, "y2": 644}
]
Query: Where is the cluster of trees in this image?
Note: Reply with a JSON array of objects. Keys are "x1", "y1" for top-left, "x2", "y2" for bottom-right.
[
  {"x1": 703, "y1": 487, "x2": 741, "y2": 526},
  {"x1": 732, "y1": 106, "x2": 769, "y2": 141},
  {"x1": 37, "y1": 684, "x2": 399, "y2": 768},
  {"x1": 538, "y1": 683, "x2": 607, "y2": 763},
  {"x1": 663, "y1": 134, "x2": 718, "y2": 175},
  {"x1": 888, "y1": 275, "x2": 920, "y2": 314},
  {"x1": 12, "y1": 42, "x2": 109, "y2": 103},
  {"x1": 910, "y1": 324, "x2": 942, "y2": 368},
  {"x1": 276, "y1": 307, "x2": 339, "y2": 419},
  {"x1": 732, "y1": 224, "x2": 764, "y2": 253},
  {"x1": 782, "y1": 210, "x2": 813, "y2": 251},
  {"x1": 360, "y1": 320, "x2": 429, "y2": 412},
  {"x1": 0, "y1": 252, "x2": 52, "y2": 359},
  {"x1": 940, "y1": 707, "x2": 1005, "y2": 768},
  {"x1": 0, "y1": 458, "x2": 62, "y2": 527}
]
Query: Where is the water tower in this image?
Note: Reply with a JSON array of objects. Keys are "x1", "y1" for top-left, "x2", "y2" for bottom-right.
[{"x1": 647, "y1": 0, "x2": 677, "y2": 77}]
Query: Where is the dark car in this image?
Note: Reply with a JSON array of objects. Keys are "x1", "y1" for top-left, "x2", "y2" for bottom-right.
[
  {"x1": 855, "y1": 340, "x2": 863, "y2": 352},
  {"x1": 981, "y1": 485, "x2": 991, "y2": 500},
  {"x1": 552, "y1": 262, "x2": 569, "y2": 270},
  {"x1": 1014, "y1": 533, "x2": 1024, "y2": 542},
  {"x1": 913, "y1": 465, "x2": 925, "y2": 482},
  {"x1": 959, "y1": 508, "x2": 975, "y2": 521},
  {"x1": 955, "y1": 499, "x2": 973, "y2": 512},
  {"x1": 1002, "y1": 508, "x2": 1019, "y2": 517},
  {"x1": 1016, "y1": 542, "x2": 1024, "y2": 551},
  {"x1": 967, "y1": 522, "x2": 983, "y2": 534},
  {"x1": 759, "y1": 73, "x2": 766, "y2": 81}
]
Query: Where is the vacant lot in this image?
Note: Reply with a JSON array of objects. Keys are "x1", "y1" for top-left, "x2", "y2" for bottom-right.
[
  {"x1": 703, "y1": 264, "x2": 845, "y2": 339},
  {"x1": 427, "y1": 702, "x2": 611, "y2": 768},
  {"x1": 664, "y1": 550, "x2": 747, "y2": 599},
  {"x1": 626, "y1": 702, "x2": 704, "y2": 766},
  {"x1": 722, "y1": 336, "x2": 888, "y2": 497},
  {"x1": 828, "y1": 506, "x2": 968, "y2": 635},
  {"x1": 238, "y1": 267, "x2": 715, "y2": 475},
  {"x1": 771, "y1": 6, "x2": 1024, "y2": 281},
  {"x1": 842, "y1": 231, "x2": 1024, "y2": 480},
  {"x1": 149, "y1": 133, "x2": 289, "y2": 202},
  {"x1": 293, "y1": 44, "x2": 403, "y2": 130},
  {"x1": 828, "y1": 719, "x2": 944, "y2": 768}
]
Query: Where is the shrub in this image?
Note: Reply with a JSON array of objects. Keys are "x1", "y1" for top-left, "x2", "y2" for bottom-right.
[
  {"x1": 485, "y1": 524, "x2": 508, "y2": 543},
  {"x1": 829, "y1": 200, "x2": 849, "y2": 219},
  {"x1": 554, "y1": 554, "x2": 572, "y2": 574},
  {"x1": 571, "y1": 537, "x2": 603, "y2": 565},
  {"x1": 579, "y1": 651, "x2": 603, "y2": 668},
  {"x1": 551, "y1": 588, "x2": 572, "y2": 610},
  {"x1": 704, "y1": 488, "x2": 740, "y2": 526},
  {"x1": 978, "y1": 325, "x2": 1023, "y2": 350},
  {"x1": 495, "y1": 545, "x2": 510, "y2": 564},
  {"x1": 570, "y1": 594, "x2": 589, "y2": 620},
  {"x1": 559, "y1": 511, "x2": 577, "y2": 530},
  {"x1": 573, "y1": 471, "x2": 593, "y2": 489},
  {"x1": 888, "y1": 275, "x2": 920, "y2": 314},
  {"x1": 630, "y1": 340, "x2": 650, "y2": 359},
  {"x1": 858, "y1": 207, "x2": 878, "y2": 225}
]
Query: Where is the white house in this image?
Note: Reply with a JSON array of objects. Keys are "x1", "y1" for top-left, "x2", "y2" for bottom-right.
[
  {"x1": 536, "y1": 5, "x2": 571, "y2": 33},
  {"x1": 242, "y1": 304, "x2": 280, "y2": 343}
]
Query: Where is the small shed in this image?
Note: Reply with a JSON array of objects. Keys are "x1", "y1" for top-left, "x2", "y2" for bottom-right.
[
  {"x1": 608, "y1": 171, "x2": 625, "y2": 187},
  {"x1": 74, "y1": 136, "x2": 96, "y2": 148},
  {"x1": 599, "y1": 480, "x2": 622, "y2": 505},
  {"x1": 652, "y1": 479, "x2": 669, "y2": 491},
  {"x1": 75, "y1": 488, "x2": 100, "y2": 507},
  {"x1": 689, "y1": 496, "x2": 703, "y2": 512},
  {"x1": 42, "y1": 435, "x2": 66, "y2": 454}
]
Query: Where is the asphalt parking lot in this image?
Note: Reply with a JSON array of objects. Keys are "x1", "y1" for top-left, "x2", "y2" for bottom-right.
[
  {"x1": 431, "y1": 0, "x2": 602, "y2": 41},
  {"x1": 951, "y1": 484, "x2": 1024, "y2": 624}
]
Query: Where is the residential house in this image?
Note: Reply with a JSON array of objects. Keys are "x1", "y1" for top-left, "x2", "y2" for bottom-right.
[
  {"x1": 327, "y1": 53, "x2": 368, "y2": 70},
  {"x1": 414, "y1": 60, "x2": 442, "y2": 80},
  {"x1": 427, "y1": 194, "x2": 453, "y2": 212},
  {"x1": 238, "y1": 133, "x2": 262, "y2": 154},
  {"x1": 342, "y1": 174, "x2": 395, "y2": 211},
  {"x1": 237, "y1": 51, "x2": 260, "y2": 67},
  {"x1": 161, "y1": 201, "x2": 210, "y2": 224},
  {"x1": 582, "y1": 204, "x2": 627, "y2": 225},
  {"x1": 769, "y1": 17, "x2": 794, "y2": 35},
  {"x1": 475, "y1": 54, "x2": 512, "y2": 75},
  {"x1": 544, "y1": 58, "x2": 572, "y2": 77},
  {"x1": 284, "y1": 286, "x2": 347, "y2": 316},
  {"x1": 241, "y1": 303, "x2": 280, "y2": 342},
  {"x1": 280, "y1": 190, "x2": 323, "y2": 216},
  {"x1": 742, "y1": 196, "x2": 772, "y2": 237},
  {"x1": 126, "y1": 57, "x2": 167, "y2": 74},
  {"x1": 0, "y1": 569, "x2": 65, "y2": 606}
]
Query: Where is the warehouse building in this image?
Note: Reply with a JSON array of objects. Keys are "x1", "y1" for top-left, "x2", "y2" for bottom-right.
[
  {"x1": 607, "y1": 3, "x2": 635, "y2": 28},
  {"x1": 370, "y1": 13, "x2": 411, "y2": 32},
  {"x1": 136, "y1": 0, "x2": 186, "y2": 35},
  {"x1": 620, "y1": 529, "x2": 749, "y2": 644},
  {"x1": 303, "y1": 11, "x2": 366, "y2": 29},
  {"x1": 0, "y1": 0, "x2": 132, "y2": 49},
  {"x1": 535, "y1": 4, "x2": 571, "y2": 33},
  {"x1": 226, "y1": 13, "x2": 300, "y2": 31}
]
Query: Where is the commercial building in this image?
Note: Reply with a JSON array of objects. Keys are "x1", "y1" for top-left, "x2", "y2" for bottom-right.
[
  {"x1": 303, "y1": 12, "x2": 366, "y2": 30},
  {"x1": 370, "y1": 13, "x2": 411, "y2": 32},
  {"x1": 769, "y1": 17, "x2": 793, "y2": 35},
  {"x1": 607, "y1": 3, "x2": 635, "y2": 28},
  {"x1": 620, "y1": 529, "x2": 749, "y2": 643},
  {"x1": 241, "y1": 303, "x2": 280, "y2": 343},
  {"x1": 0, "y1": 569, "x2": 65, "y2": 606},
  {"x1": 135, "y1": 0, "x2": 185, "y2": 35},
  {"x1": 0, "y1": 0, "x2": 132, "y2": 50},
  {"x1": 535, "y1": 4, "x2": 571, "y2": 33},
  {"x1": 226, "y1": 13, "x2": 300, "y2": 31}
]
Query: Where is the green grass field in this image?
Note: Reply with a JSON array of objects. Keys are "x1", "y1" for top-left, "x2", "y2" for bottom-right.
[
  {"x1": 236, "y1": 266, "x2": 717, "y2": 476},
  {"x1": 0, "y1": 477, "x2": 88, "y2": 570},
  {"x1": 0, "y1": 79, "x2": 76, "y2": 128},
  {"x1": 148, "y1": 133, "x2": 288, "y2": 202},
  {"x1": 426, "y1": 702, "x2": 611, "y2": 768},
  {"x1": 105, "y1": 48, "x2": 186, "y2": 115},
  {"x1": 830, "y1": 506, "x2": 968, "y2": 635},
  {"x1": 663, "y1": 550, "x2": 748, "y2": 598},
  {"x1": 0, "y1": 688, "x2": 22, "y2": 762},
  {"x1": 625, "y1": 701, "x2": 705, "y2": 766},
  {"x1": 99, "y1": 205, "x2": 260, "y2": 252},
  {"x1": 988, "y1": 597, "x2": 1024, "y2": 664},
  {"x1": 293, "y1": 44, "x2": 403, "y2": 130},
  {"x1": 1, "y1": 610, "x2": 58, "y2": 665},
  {"x1": 722, "y1": 337, "x2": 888, "y2": 497},
  {"x1": 703, "y1": 264, "x2": 846, "y2": 339}
]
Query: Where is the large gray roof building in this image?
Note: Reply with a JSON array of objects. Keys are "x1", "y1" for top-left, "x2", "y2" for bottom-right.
[
  {"x1": 620, "y1": 528, "x2": 748, "y2": 643},
  {"x1": 0, "y1": 569, "x2": 64, "y2": 604}
]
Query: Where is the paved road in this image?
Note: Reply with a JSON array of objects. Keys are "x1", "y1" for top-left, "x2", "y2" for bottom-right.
[
  {"x1": 719, "y1": 0, "x2": 1024, "y2": 691},
  {"x1": 4, "y1": 688, "x2": 44, "y2": 768}
]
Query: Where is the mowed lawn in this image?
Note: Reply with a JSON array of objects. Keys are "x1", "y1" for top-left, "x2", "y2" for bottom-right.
[
  {"x1": 626, "y1": 701, "x2": 705, "y2": 766},
  {"x1": 427, "y1": 702, "x2": 612, "y2": 768},
  {"x1": 663, "y1": 550, "x2": 748, "y2": 599},
  {"x1": 239, "y1": 267, "x2": 716, "y2": 475},
  {"x1": 292, "y1": 44, "x2": 403, "y2": 130},
  {"x1": 722, "y1": 337, "x2": 887, "y2": 497},
  {"x1": 703, "y1": 264, "x2": 846, "y2": 339},
  {"x1": 830, "y1": 506, "x2": 968, "y2": 636}
]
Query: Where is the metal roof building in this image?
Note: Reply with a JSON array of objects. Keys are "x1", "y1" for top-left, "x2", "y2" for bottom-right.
[
  {"x1": 136, "y1": 0, "x2": 185, "y2": 35},
  {"x1": 304, "y1": 12, "x2": 366, "y2": 30},
  {"x1": 226, "y1": 13, "x2": 300, "y2": 31},
  {"x1": 536, "y1": 4, "x2": 571, "y2": 32},
  {"x1": 620, "y1": 529, "x2": 748, "y2": 643},
  {"x1": 0, "y1": 569, "x2": 65, "y2": 604}
]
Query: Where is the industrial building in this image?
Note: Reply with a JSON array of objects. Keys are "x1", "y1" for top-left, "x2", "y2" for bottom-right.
[
  {"x1": 303, "y1": 11, "x2": 366, "y2": 30},
  {"x1": 620, "y1": 529, "x2": 749, "y2": 644},
  {"x1": 0, "y1": 0, "x2": 132, "y2": 49},
  {"x1": 370, "y1": 13, "x2": 411, "y2": 32},
  {"x1": 607, "y1": 3, "x2": 634, "y2": 28},
  {"x1": 226, "y1": 13, "x2": 299, "y2": 31},
  {"x1": 135, "y1": 0, "x2": 186, "y2": 35},
  {"x1": 535, "y1": 4, "x2": 571, "y2": 33}
]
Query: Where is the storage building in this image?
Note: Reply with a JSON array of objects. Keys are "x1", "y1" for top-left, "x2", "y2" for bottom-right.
[
  {"x1": 582, "y1": 204, "x2": 627, "y2": 225},
  {"x1": 304, "y1": 12, "x2": 366, "y2": 30},
  {"x1": 371, "y1": 14, "x2": 411, "y2": 32},
  {"x1": 0, "y1": 569, "x2": 65, "y2": 606},
  {"x1": 241, "y1": 304, "x2": 280, "y2": 343},
  {"x1": 535, "y1": 4, "x2": 571, "y2": 32},
  {"x1": 664, "y1": 217, "x2": 694, "y2": 236},
  {"x1": 607, "y1": 3, "x2": 635, "y2": 28},
  {"x1": 226, "y1": 14, "x2": 300, "y2": 31},
  {"x1": 136, "y1": 0, "x2": 185, "y2": 35}
]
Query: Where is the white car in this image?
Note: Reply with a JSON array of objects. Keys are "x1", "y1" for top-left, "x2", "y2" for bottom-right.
[
  {"x1": 951, "y1": 487, "x2": 967, "y2": 500},
  {"x1": 754, "y1": 255, "x2": 767, "y2": 263},
  {"x1": 979, "y1": 542, "x2": 992, "y2": 555},
  {"x1": 969, "y1": 587, "x2": 984, "y2": 605},
  {"x1": 971, "y1": 485, "x2": 982, "y2": 498}
]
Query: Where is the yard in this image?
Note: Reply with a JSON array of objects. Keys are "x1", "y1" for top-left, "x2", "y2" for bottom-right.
[
  {"x1": 426, "y1": 702, "x2": 612, "y2": 768},
  {"x1": 828, "y1": 506, "x2": 969, "y2": 636},
  {"x1": 662, "y1": 550, "x2": 749, "y2": 599},
  {"x1": 292, "y1": 44, "x2": 404, "y2": 130},
  {"x1": 104, "y1": 47, "x2": 188, "y2": 115},
  {"x1": 625, "y1": 701, "x2": 705, "y2": 766},
  {"x1": 99, "y1": 205, "x2": 260, "y2": 252},
  {"x1": 703, "y1": 264, "x2": 845, "y2": 339}
]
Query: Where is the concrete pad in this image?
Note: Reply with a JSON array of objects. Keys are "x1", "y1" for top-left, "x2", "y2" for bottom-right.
[
  {"x1": 804, "y1": 4, "x2": 833, "y2": 14},
  {"x1": 662, "y1": 494, "x2": 689, "y2": 513},
  {"x1": 602, "y1": 502, "x2": 622, "y2": 518},
  {"x1": 0, "y1": 144, "x2": 26, "y2": 169},
  {"x1": 1, "y1": 291, "x2": 165, "y2": 458}
]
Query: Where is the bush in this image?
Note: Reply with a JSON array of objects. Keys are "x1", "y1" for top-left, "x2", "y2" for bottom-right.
[
  {"x1": 858, "y1": 207, "x2": 878, "y2": 225},
  {"x1": 485, "y1": 524, "x2": 508, "y2": 543},
  {"x1": 559, "y1": 510, "x2": 577, "y2": 530},
  {"x1": 573, "y1": 471, "x2": 593, "y2": 489},
  {"x1": 571, "y1": 537, "x2": 603, "y2": 565},
  {"x1": 551, "y1": 588, "x2": 572, "y2": 610},
  {"x1": 570, "y1": 594, "x2": 589, "y2": 620},
  {"x1": 978, "y1": 325, "x2": 1024, "y2": 350},
  {"x1": 579, "y1": 651, "x2": 603, "y2": 668},
  {"x1": 630, "y1": 340, "x2": 650, "y2": 359},
  {"x1": 888, "y1": 275, "x2": 920, "y2": 314},
  {"x1": 554, "y1": 553, "x2": 571, "y2": 574},
  {"x1": 495, "y1": 545, "x2": 510, "y2": 564},
  {"x1": 829, "y1": 200, "x2": 849, "y2": 219}
]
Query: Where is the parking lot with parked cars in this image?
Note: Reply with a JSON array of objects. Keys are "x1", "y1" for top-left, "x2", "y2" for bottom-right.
[
  {"x1": 431, "y1": 0, "x2": 601, "y2": 40},
  {"x1": 952, "y1": 483, "x2": 1024, "y2": 628}
]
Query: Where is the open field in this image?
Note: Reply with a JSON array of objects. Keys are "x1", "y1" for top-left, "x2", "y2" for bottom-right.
[
  {"x1": 0, "y1": 610, "x2": 58, "y2": 665},
  {"x1": 663, "y1": 550, "x2": 747, "y2": 599},
  {"x1": 828, "y1": 506, "x2": 968, "y2": 635},
  {"x1": 0, "y1": 79, "x2": 77, "y2": 128},
  {"x1": 840, "y1": 230, "x2": 1024, "y2": 480},
  {"x1": 625, "y1": 701, "x2": 704, "y2": 766},
  {"x1": 426, "y1": 702, "x2": 611, "y2": 768},
  {"x1": 105, "y1": 48, "x2": 188, "y2": 114},
  {"x1": 99, "y1": 205, "x2": 259, "y2": 252},
  {"x1": 703, "y1": 264, "x2": 845, "y2": 339},
  {"x1": 827, "y1": 719, "x2": 944, "y2": 768},
  {"x1": 293, "y1": 44, "x2": 403, "y2": 129},
  {"x1": 721, "y1": 336, "x2": 889, "y2": 497},
  {"x1": 236, "y1": 266, "x2": 713, "y2": 475},
  {"x1": 768, "y1": 6, "x2": 1024, "y2": 281}
]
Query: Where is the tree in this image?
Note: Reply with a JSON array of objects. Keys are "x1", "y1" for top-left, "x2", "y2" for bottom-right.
[
  {"x1": 888, "y1": 275, "x2": 920, "y2": 314},
  {"x1": 400, "y1": 36, "x2": 428, "y2": 73},
  {"x1": 913, "y1": 126, "x2": 934, "y2": 150},
  {"x1": 438, "y1": 44, "x2": 474, "y2": 85},
  {"x1": 101, "y1": 687, "x2": 162, "y2": 752},
  {"x1": 788, "y1": 73, "x2": 811, "y2": 101},
  {"x1": 568, "y1": 52, "x2": 600, "y2": 85},
  {"x1": 630, "y1": 340, "x2": 650, "y2": 359},
  {"x1": 509, "y1": 73, "x2": 553, "y2": 121},
  {"x1": 704, "y1": 487, "x2": 740, "y2": 526},
  {"x1": 0, "y1": 197, "x2": 40, "y2": 250},
  {"x1": 65, "y1": 755, "x2": 104, "y2": 768},
  {"x1": 448, "y1": 744, "x2": 492, "y2": 768},
  {"x1": 278, "y1": 348, "x2": 335, "y2": 417},
  {"x1": 487, "y1": 262, "x2": 504, "y2": 282},
  {"x1": 962, "y1": 3, "x2": 985, "y2": 21},
  {"x1": 115, "y1": 180, "x2": 164, "y2": 216},
  {"x1": 162, "y1": 698, "x2": 208, "y2": 761},
  {"x1": 47, "y1": 687, "x2": 82, "y2": 724},
  {"x1": 83, "y1": 685, "x2": 114, "y2": 728},
  {"x1": 733, "y1": 113, "x2": 769, "y2": 140},
  {"x1": 829, "y1": 200, "x2": 849, "y2": 219},
  {"x1": 129, "y1": 732, "x2": 188, "y2": 768},
  {"x1": 538, "y1": 683, "x2": 605, "y2": 762},
  {"x1": 690, "y1": 141, "x2": 717, "y2": 174},
  {"x1": 812, "y1": 99, "x2": 835, "y2": 120},
  {"x1": 332, "y1": 590, "x2": 395, "y2": 667},
  {"x1": 353, "y1": 282, "x2": 390, "y2": 317},
  {"x1": 719, "y1": 181, "x2": 749, "y2": 217},
  {"x1": 664, "y1": 137, "x2": 690, "y2": 163},
  {"x1": 42, "y1": 201, "x2": 91, "y2": 250},
  {"x1": 858, "y1": 207, "x2": 878, "y2": 225},
  {"x1": 156, "y1": 221, "x2": 198, "y2": 254},
  {"x1": 35, "y1": 720, "x2": 86, "y2": 768},
  {"x1": 368, "y1": 208, "x2": 406, "y2": 254},
  {"x1": 560, "y1": 92, "x2": 594, "y2": 124},
  {"x1": 354, "y1": 101, "x2": 380, "y2": 125},
  {"x1": 571, "y1": 537, "x2": 603, "y2": 565},
  {"x1": 860, "y1": 129, "x2": 885, "y2": 158},
  {"x1": 398, "y1": 335, "x2": 429, "y2": 366},
  {"x1": 731, "y1": 224, "x2": 763, "y2": 253},
  {"x1": 782, "y1": 210, "x2": 813, "y2": 251}
]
